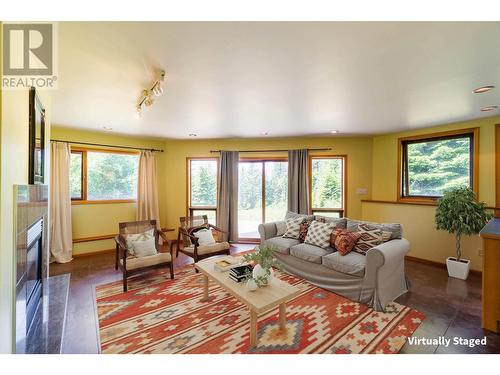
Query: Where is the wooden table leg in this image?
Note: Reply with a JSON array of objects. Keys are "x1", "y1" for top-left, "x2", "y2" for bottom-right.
[
  {"x1": 201, "y1": 275, "x2": 209, "y2": 302},
  {"x1": 279, "y1": 303, "x2": 286, "y2": 330},
  {"x1": 250, "y1": 310, "x2": 258, "y2": 347}
]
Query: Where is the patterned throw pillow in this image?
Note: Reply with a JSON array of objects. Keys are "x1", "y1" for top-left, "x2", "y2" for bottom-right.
[
  {"x1": 330, "y1": 228, "x2": 362, "y2": 255},
  {"x1": 298, "y1": 220, "x2": 313, "y2": 243},
  {"x1": 282, "y1": 216, "x2": 305, "y2": 239},
  {"x1": 126, "y1": 229, "x2": 155, "y2": 256},
  {"x1": 354, "y1": 223, "x2": 383, "y2": 254},
  {"x1": 381, "y1": 231, "x2": 392, "y2": 243},
  {"x1": 304, "y1": 221, "x2": 336, "y2": 249}
]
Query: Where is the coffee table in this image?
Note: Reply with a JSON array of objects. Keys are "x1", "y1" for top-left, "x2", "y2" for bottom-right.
[{"x1": 195, "y1": 256, "x2": 301, "y2": 347}]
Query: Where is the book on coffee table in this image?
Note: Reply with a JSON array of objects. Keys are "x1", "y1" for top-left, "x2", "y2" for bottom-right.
[{"x1": 213, "y1": 256, "x2": 246, "y2": 272}]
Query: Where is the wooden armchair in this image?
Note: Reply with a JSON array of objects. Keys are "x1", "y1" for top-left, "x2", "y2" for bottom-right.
[
  {"x1": 115, "y1": 219, "x2": 174, "y2": 292},
  {"x1": 176, "y1": 215, "x2": 231, "y2": 264}
]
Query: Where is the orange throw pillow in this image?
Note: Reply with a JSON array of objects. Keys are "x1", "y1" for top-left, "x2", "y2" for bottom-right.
[{"x1": 331, "y1": 228, "x2": 362, "y2": 256}]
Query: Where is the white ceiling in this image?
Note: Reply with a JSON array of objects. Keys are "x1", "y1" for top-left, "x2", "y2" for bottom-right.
[{"x1": 53, "y1": 22, "x2": 500, "y2": 139}]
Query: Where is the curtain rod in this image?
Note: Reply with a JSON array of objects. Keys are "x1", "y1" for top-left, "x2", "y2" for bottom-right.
[
  {"x1": 50, "y1": 139, "x2": 164, "y2": 152},
  {"x1": 210, "y1": 148, "x2": 331, "y2": 153}
]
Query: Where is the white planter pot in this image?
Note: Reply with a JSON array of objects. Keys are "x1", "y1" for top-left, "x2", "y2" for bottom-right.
[{"x1": 446, "y1": 257, "x2": 470, "y2": 280}]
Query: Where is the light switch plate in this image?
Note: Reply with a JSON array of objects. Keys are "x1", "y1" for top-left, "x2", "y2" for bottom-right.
[{"x1": 356, "y1": 188, "x2": 368, "y2": 195}]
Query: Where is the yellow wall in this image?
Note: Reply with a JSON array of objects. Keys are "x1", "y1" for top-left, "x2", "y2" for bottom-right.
[
  {"x1": 51, "y1": 127, "x2": 168, "y2": 256},
  {"x1": 162, "y1": 136, "x2": 373, "y2": 232},
  {"x1": 363, "y1": 116, "x2": 499, "y2": 271},
  {"x1": 52, "y1": 130, "x2": 373, "y2": 255},
  {"x1": 0, "y1": 88, "x2": 51, "y2": 353},
  {"x1": 53, "y1": 115, "x2": 497, "y2": 273}
]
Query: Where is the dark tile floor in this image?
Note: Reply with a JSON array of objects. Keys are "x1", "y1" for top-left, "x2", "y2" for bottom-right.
[{"x1": 50, "y1": 244, "x2": 500, "y2": 354}]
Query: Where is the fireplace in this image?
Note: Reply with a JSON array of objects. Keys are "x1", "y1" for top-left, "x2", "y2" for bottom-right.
[
  {"x1": 15, "y1": 184, "x2": 49, "y2": 353},
  {"x1": 26, "y1": 218, "x2": 43, "y2": 332}
]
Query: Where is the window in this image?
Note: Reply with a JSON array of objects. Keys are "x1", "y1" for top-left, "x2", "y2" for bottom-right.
[
  {"x1": 399, "y1": 128, "x2": 478, "y2": 202},
  {"x1": 188, "y1": 158, "x2": 218, "y2": 224},
  {"x1": 70, "y1": 149, "x2": 139, "y2": 203},
  {"x1": 310, "y1": 156, "x2": 346, "y2": 217},
  {"x1": 238, "y1": 160, "x2": 288, "y2": 239}
]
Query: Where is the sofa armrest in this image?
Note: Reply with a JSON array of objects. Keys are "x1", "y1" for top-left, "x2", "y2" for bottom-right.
[
  {"x1": 362, "y1": 238, "x2": 411, "y2": 310},
  {"x1": 368, "y1": 238, "x2": 410, "y2": 266},
  {"x1": 258, "y1": 222, "x2": 279, "y2": 243}
]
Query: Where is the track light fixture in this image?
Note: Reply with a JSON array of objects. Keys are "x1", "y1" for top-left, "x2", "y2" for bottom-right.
[{"x1": 134, "y1": 70, "x2": 166, "y2": 118}]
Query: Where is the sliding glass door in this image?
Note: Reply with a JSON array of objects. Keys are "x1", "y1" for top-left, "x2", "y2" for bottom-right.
[{"x1": 238, "y1": 160, "x2": 288, "y2": 240}]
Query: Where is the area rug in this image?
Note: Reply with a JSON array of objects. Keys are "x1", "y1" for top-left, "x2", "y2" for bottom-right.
[{"x1": 95, "y1": 267, "x2": 424, "y2": 354}]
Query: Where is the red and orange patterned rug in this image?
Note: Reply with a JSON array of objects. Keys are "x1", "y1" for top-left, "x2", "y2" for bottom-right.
[{"x1": 95, "y1": 267, "x2": 424, "y2": 354}]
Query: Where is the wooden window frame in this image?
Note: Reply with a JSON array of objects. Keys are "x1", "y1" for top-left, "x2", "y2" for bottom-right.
[
  {"x1": 397, "y1": 127, "x2": 479, "y2": 204},
  {"x1": 186, "y1": 157, "x2": 219, "y2": 222},
  {"x1": 70, "y1": 147, "x2": 140, "y2": 205},
  {"x1": 496, "y1": 124, "x2": 500, "y2": 218},
  {"x1": 309, "y1": 155, "x2": 347, "y2": 218},
  {"x1": 237, "y1": 157, "x2": 288, "y2": 242}
]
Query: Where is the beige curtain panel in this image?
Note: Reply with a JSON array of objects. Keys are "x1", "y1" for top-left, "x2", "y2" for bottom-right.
[
  {"x1": 216, "y1": 151, "x2": 239, "y2": 242},
  {"x1": 288, "y1": 149, "x2": 310, "y2": 215},
  {"x1": 137, "y1": 151, "x2": 161, "y2": 230},
  {"x1": 50, "y1": 141, "x2": 73, "y2": 263}
]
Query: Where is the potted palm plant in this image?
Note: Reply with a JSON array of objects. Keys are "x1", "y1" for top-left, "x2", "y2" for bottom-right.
[{"x1": 435, "y1": 186, "x2": 492, "y2": 280}]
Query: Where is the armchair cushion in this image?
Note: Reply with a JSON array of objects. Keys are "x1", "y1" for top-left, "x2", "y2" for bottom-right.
[
  {"x1": 133, "y1": 237, "x2": 158, "y2": 258},
  {"x1": 125, "y1": 229, "x2": 155, "y2": 256},
  {"x1": 183, "y1": 241, "x2": 230, "y2": 256},
  {"x1": 120, "y1": 252, "x2": 172, "y2": 270},
  {"x1": 194, "y1": 228, "x2": 216, "y2": 246}
]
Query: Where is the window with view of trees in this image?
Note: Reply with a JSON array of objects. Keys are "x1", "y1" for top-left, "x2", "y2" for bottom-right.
[
  {"x1": 400, "y1": 130, "x2": 477, "y2": 200},
  {"x1": 310, "y1": 157, "x2": 345, "y2": 217},
  {"x1": 238, "y1": 160, "x2": 288, "y2": 239},
  {"x1": 69, "y1": 149, "x2": 139, "y2": 202},
  {"x1": 188, "y1": 159, "x2": 218, "y2": 224}
]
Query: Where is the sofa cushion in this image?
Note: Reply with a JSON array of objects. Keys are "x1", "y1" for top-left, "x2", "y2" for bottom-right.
[
  {"x1": 290, "y1": 243, "x2": 334, "y2": 264},
  {"x1": 264, "y1": 237, "x2": 300, "y2": 255},
  {"x1": 322, "y1": 251, "x2": 366, "y2": 277},
  {"x1": 282, "y1": 216, "x2": 306, "y2": 239},
  {"x1": 276, "y1": 221, "x2": 287, "y2": 236},
  {"x1": 315, "y1": 217, "x2": 347, "y2": 229},
  {"x1": 346, "y1": 219, "x2": 402, "y2": 239},
  {"x1": 304, "y1": 221, "x2": 336, "y2": 249},
  {"x1": 285, "y1": 211, "x2": 315, "y2": 221}
]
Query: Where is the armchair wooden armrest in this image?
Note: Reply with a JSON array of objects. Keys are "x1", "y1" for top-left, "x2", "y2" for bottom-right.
[
  {"x1": 208, "y1": 224, "x2": 228, "y2": 234},
  {"x1": 115, "y1": 234, "x2": 127, "y2": 249},
  {"x1": 179, "y1": 228, "x2": 200, "y2": 246}
]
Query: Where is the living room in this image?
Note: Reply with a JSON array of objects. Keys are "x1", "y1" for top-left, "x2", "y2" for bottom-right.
[{"x1": 1, "y1": 2, "x2": 499, "y2": 373}]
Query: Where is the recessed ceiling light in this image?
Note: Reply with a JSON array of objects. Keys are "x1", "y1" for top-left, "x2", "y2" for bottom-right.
[
  {"x1": 473, "y1": 85, "x2": 495, "y2": 94},
  {"x1": 189, "y1": 133, "x2": 197, "y2": 137},
  {"x1": 102, "y1": 126, "x2": 113, "y2": 131},
  {"x1": 481, "y1": 105, "x2": 498, "y2": 112},
  {"x1": 330, "y1": 130, "x2": 339, "y2": 134}
]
